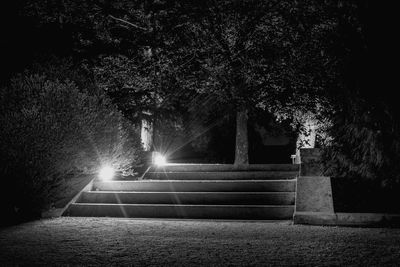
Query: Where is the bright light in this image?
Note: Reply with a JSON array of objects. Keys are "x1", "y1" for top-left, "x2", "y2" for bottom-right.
[
  {"x1": 98, "y1": 166, "x2": 115, "y2": 181},
  {"x1": 154, "y1": 153, "x2": 167, "y2": 166}
]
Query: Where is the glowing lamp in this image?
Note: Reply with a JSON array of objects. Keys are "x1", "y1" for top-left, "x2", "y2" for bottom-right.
[
  {"x1": 98, "y1": 166, "x2": 115, "y2": 181},
  {"x1": 153, "y1": 152, "x2": 167, "y2": 166}
]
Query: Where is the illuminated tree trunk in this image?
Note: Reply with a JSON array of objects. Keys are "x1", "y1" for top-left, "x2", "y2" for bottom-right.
[
  {"x1": 234, "y1": 108, "x2": 249, "y2": 166},
  {"x1": 140, "y1": 118, "x2": 153, "y2": 151},
  {"x1": 140, "y1": 111, "x2": 154, "y2": 151}
]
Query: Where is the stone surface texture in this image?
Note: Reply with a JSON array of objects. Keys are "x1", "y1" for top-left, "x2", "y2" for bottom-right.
[
  {"x1": 300, "y1": 148, "x2": 323, "y2": 176},
  {"x1": 295, "y1": 176, "x2": 334, "y2": 213}
]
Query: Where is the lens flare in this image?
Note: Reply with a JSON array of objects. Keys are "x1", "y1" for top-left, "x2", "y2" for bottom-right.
[
  {"x1": 154, "y1": 154, "x2": 167, "y2": 166},
  {"x1": 99, "y1": 166, "x2": 115, "y2": 181}
]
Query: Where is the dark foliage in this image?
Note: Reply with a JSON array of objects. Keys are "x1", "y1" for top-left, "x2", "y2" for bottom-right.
[
  {"x1": 0, "y1": 65, "x2": 143, "y2": 225},
  {"x1": 322, "y1": 1, "x2": 400, "y2": 186},
  {"x1": 331, "y1": 177, "x2": 400, "y2": 213}
]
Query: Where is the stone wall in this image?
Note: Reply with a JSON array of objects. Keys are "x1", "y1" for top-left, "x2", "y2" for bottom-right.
[{"x1": 294, "y1": 148, "x2": 400, "y2": 226}]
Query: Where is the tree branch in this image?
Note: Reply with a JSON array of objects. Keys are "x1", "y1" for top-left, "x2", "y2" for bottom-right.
[
  {"x1": 178, "y1": 52, "x2": 197, "y2": 69},
  {"x1": 108, "y1": 15, "x2": 149, "y2": 31}
]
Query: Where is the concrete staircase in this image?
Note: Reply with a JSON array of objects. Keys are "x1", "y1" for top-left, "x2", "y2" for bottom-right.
[{"x1": 63, "y1": 164, "x2": 299, "y2": 220}]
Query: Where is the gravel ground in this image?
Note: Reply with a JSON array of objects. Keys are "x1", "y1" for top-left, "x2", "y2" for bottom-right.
[{"x1": 1, "y1": 217, "x2": 400, "y2": 266}]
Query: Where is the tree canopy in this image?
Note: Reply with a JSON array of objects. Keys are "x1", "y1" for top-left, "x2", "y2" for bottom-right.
[
  {"x1": 55, "y1": 0, "x2": 338, "y2": 164},
  {"x1": 2, "y1": 0, "x2": 399, "y2": 181}
]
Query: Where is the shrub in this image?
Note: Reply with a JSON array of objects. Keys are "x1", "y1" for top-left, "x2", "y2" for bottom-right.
[
  {"x1": 0, "y1": 74, "x2": 143, "y2": 224},
  {"x1": 322, "y1": 95, "x2": 400, "y2": 187}
]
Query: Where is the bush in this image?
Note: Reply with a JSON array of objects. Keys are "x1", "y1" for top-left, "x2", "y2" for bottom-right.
[
  {"x1": 322, "y1": 95, "x2": 400, "y2": 187},
  {"x1": 0, "y1": 74, "x2": 143, "y2": 224}
]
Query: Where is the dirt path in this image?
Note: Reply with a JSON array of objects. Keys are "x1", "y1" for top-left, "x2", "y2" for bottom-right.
[{"x1": 1, "y1": 217, "x2": 399, "y2": 266}]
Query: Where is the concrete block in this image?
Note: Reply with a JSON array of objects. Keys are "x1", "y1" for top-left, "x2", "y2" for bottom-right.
[
  {"x1": 293, "y1": 212, "x2": 337, "y2": 225},
  {"x1": 300, "y1": 148, "x2": 323, "y2": 176},
  {"x1": 294, "y1": 176, "x2": 400, "y2": 226},
  {"x1": 295, "y1": 176, "x2": 334, "y2": 213}
]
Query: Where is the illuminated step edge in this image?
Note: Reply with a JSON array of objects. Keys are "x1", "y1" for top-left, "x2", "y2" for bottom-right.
[
  {"x1": 93, "y1": 180, "x2": 296, "y2": 192},
  {"x1": 144, "y1": 171, "x2": 298, "y2": 180},
  {"x1": 150, "y1": 164, "x2": 299, "y2": 172},
  {"x1": 77, "y1": 191, "x2": 296, "y2": 205},
  {"x1": 63, "y1": 203, "x2": 295, "y2": 220}
]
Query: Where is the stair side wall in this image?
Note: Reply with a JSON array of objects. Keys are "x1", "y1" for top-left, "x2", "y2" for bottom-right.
[{"x1": 61, "y1": 178, "x2": 95, "y2": 217}]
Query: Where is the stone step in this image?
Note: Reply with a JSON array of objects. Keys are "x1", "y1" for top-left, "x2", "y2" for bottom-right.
[
  {"x1": 93, "y1": 180, "x2": 296, "y2": 192},
  {"x1": 151, "y1": 164, "x2": 299, "y2": 172},
  {"x1": 63, "y1": 203, "x2": 294, "y2": 220},
  {"x1": 77, "y1": 191, "x2": 295, "y2": 205},
  {"x1": 144, "y1": 171, "x2": 298, "y2": 180}
]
